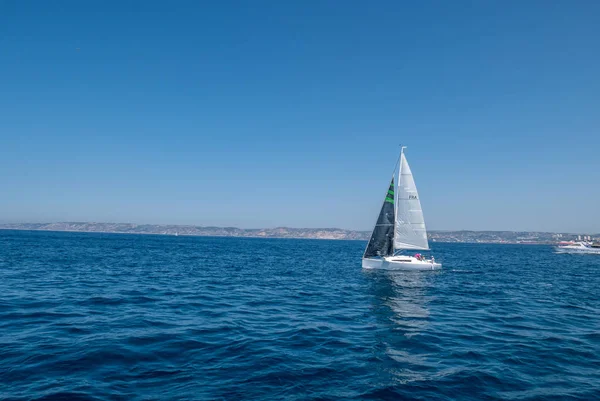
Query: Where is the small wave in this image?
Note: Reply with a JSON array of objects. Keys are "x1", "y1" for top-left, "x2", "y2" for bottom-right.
[{"x1": 1, "y1": 232, "x2": 599, "y2": 400}]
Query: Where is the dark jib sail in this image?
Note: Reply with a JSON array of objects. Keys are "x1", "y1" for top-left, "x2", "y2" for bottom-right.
[{"x1": 363, "y1": 178, "x2": 395, "y2": 258}]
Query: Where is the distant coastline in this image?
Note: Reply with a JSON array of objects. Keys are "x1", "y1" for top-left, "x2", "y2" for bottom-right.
[
  {"x1": 0, "y1": 222, "x2": 368, "y2": 241},
  {"x1": 0, "y1": 222, "x2": 597, "y2": 244}
]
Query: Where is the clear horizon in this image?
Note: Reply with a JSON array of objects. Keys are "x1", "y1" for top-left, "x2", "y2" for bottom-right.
[
  {"x1": 2, "y1": 1, "x2": 599, "y2": 233},
  {"x1": 1, "y1": 220, "x2": 599, "y2": 235}
]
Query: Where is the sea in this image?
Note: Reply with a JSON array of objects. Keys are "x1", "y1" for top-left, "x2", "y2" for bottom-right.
[{"x1": 0, "y1": 230, "x2": 599, "y2": 401}]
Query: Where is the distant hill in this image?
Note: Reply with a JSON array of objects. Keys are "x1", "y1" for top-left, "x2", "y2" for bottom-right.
[
  {"x1": 0, "y1": 222, "x2": 370, "y2": 240},
  {"x1": 0, "y1": 222, "x2": 597, "y2": 244}
]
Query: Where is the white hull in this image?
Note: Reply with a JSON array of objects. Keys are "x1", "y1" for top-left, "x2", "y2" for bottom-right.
[
  {"x1": 556, "y1": 245, "x2": 600, "y2": 255},
  {"x1": 362, "y1": 256, "x2": 441, "y2": 271}
]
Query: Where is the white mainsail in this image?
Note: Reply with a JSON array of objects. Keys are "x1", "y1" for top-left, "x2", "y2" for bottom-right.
[{"x1": 393, "y1": 149, "x2": 429, "y2": 251}]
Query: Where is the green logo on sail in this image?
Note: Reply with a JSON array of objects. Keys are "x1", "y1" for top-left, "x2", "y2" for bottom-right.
[{"x1": 385, "y1": 179, "x2": 394, "y2": 203}]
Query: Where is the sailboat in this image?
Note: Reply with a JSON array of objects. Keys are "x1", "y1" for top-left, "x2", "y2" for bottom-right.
[{"x1": 362, "y1": 147, "x2": 441, "y2": 271}]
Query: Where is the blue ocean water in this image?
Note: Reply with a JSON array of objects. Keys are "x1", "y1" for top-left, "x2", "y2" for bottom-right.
[{"x1": 0, "y1": 230, "x2": 599, "y2": 401}]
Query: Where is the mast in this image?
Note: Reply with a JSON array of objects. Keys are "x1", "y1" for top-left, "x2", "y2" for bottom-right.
[
  {"x1": 393, "y1": 146, "x2": 406, "y2": 255},
  {"x1": 389, "y1": 147, "x2": 403, "y2": 256}
]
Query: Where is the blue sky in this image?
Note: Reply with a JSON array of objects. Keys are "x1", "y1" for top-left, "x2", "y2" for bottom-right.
[{"x1": 1, "y1": 1, "x2": 599, "y2": 232}]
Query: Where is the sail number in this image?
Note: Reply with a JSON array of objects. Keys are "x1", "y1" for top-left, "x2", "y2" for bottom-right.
[{"x1": 409, "y1": 195, "x2": 418, "y2": 200}]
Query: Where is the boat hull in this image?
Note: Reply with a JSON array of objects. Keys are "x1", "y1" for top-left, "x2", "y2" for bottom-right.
[
  {"x1": 362, "y1": 256, "x2": 442, "y2": 271},
  {"x1": 556, "y1": 246, "x2": 600, "y2": 255}
]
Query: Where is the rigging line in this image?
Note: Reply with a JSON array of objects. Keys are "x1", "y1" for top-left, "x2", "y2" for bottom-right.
[{"x1": 392, "y1": 144, "x2": 402, "y2": 178}]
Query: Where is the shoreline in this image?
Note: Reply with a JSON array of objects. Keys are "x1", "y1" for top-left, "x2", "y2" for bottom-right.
[{"x1": 0, "y1": 227, "x2": 561, "y2": 245}]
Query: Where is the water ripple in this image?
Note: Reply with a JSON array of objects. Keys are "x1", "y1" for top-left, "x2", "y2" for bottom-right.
[{"x1": 0, "y1": 231, "x2": 599, "y2": 400}]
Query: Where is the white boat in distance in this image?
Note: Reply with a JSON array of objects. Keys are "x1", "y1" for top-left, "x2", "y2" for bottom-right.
[
  {"x1": 556, "y1": 242, "x2": 600, "y2": 255},
  {"x1": 362, "y1": 147, "x2": 441, "y2": 271}
]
